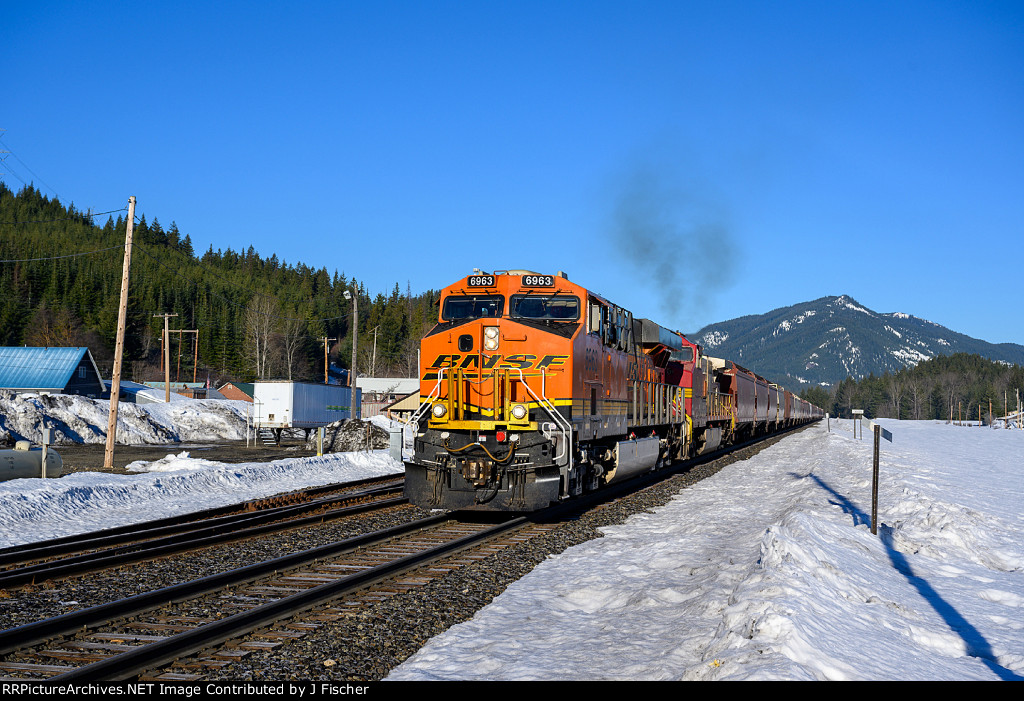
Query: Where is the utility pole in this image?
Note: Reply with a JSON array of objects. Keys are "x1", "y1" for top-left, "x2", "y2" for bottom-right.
[
  {"x1": 168, "y1": 329, "x2": 198, "y2": 384},
  {"x1": 154, "y1": 313, "x2": 178, "y2": 402},
  {"x1": 321, "y1": 336, "x2": 336, "y2": 384},
  {"x1": 104, "y1": 196, "x2": 136, "y2": 468},
  {"x1": 370, "y1": 325, "x2": 380, "y2": 377},
  {"x1": 344, "y1": 288, "x2": 358, "y2": 389},
  {"x1": 352, "y1": 290, "x2": 358, "y2": 389}
]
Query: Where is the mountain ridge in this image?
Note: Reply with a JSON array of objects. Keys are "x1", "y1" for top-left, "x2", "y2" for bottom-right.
[{"x1": 688, "y1": 295, "x2": 1024, "y2": 388}]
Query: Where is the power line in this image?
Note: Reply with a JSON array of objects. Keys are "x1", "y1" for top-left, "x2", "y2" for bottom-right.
[
  {"x1": 0, "y1": 132, "x2": 62, "y2": 200},
  {"x1": 0, "y1": 207, "x2": 128, "y2": 225},
  {"x1": 0, "y1": 131, "x2": 129, "y2": 224},
  {"x1": 0, "y1": 245, "x2": 123, "y2": 263}
]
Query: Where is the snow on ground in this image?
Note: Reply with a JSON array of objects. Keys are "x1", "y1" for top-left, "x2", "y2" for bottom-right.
[
  {"x1": 0, "y1": 392, "x2": 403, "y2": 547},
  {"x1": 1, "y1": 405, "x2": 1021, "y2": 680},
  {"x1": 0, "y1": 391, "x2": 251, "y2": 445},
  {"x1": 388, "y1": 420, "x2": 1024, "y2": 681},
  {"x1": 0, "y1": 450, "x2": 403, "y2": 548}
]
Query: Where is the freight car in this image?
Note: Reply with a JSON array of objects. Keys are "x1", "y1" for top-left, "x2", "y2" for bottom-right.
[{"x1": 404, "y1": 270, "x2": 822, "y2": 512}]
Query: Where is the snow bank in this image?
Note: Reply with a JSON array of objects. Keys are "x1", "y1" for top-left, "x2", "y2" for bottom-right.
[
  {"x1": 0, "y1": 391, "x2": 250, "y2": 445},
  {"x1": 0, "y1": 450, "x2": 404, "y2": 548}
]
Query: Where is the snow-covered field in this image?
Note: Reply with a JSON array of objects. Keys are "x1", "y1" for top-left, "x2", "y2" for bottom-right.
[
  {"x1": 0, "y1": 405, "x2": 1020, "y2": 680},
  {"x1": 389, "y1": 420, "x2": 1024, "y2": 681}
]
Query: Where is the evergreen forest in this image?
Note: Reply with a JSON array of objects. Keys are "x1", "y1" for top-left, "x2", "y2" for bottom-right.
[
  {"x1": 0, "y1": 183, "x2": 440, "y2": 384},
  {"x1": 800, "y1": 353, "x2": 1024, "y2": 424}
]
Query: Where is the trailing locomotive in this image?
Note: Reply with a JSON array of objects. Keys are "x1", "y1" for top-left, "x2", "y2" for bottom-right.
[{"x1": 404, "y1": 270, "x2": 823, "y2": 512}]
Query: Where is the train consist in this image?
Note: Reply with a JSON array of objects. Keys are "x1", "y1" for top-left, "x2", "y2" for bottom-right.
[{"x1": 404, "y1": 270, "x2": 823, "y2": 512}]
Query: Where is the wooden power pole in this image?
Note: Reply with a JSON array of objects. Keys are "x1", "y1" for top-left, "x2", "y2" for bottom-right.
[
  {"x1": 351, "y1": 289, "x2": 358, "y2": 388},
  {"x1": 104, "y1": 196, "x2": 136, "y2": 468},
  {"x1": 168, "y1": 329, "x2": 198, "y2": 383},
  {"x1": 321, "y1": 336, "x2": 336, "y2": 384},
  {"x1": 154, "y1": 313, "x2": 179, "y2": 402}
]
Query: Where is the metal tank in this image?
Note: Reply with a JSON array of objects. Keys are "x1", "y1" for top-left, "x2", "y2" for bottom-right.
[{"x1": 0, "y1": 441, "x2": 64, "y2": 480}]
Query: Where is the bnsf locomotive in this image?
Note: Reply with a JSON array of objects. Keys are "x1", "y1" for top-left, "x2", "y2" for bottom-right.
[{"x1": 404, "y1": 270, "x2": 822, "y2": 512}]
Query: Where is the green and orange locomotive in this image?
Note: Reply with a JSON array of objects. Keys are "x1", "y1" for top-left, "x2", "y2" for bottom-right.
[{"x1": 404, "y1": 270, "x2": 821, "y2": 512}]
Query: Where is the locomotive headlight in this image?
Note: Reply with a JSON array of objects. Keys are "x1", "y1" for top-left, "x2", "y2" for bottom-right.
[
  {"x1": 510, "y1": 403, "x2": 528, "y2": 420},
  {"x1": 431, "y1": 403, "x2": 448, "y2": 419},
  {"x1": 483, "y1": 326, "x2": 499, "y2": 350}
]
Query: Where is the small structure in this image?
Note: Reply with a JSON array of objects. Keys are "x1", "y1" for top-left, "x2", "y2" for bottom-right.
[
  {"x1": 0, "y1": 347, "x2": 104, "y2": 397},
  {"x1": 383, "y1": 392, "x2": 421, "y2": 422},
  {"x1": 175, "y1": 385, "x2": 225, "y2": 400},
  {"x1": 357, "y1": 377, "x2": 418, "y2": 417},
  {"x1": 219, "y1": 381, "x2": 255, "y2": 402},
  {"x1": 103, "y1": 379, "x2": 162, "y2": 404}
]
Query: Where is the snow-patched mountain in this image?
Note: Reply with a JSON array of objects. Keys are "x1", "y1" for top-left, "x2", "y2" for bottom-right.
[{"x1": 690, "y1": 295, "x2": 1024, "y2": 387}]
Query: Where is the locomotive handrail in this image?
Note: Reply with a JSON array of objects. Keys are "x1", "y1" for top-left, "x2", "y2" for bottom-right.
[
  {"x1": 513, "y1": 367, "x2": 572, "y2": 467},
  {"x1": 404, "y1": 366, "x2": 448, "y2": 459},
  {"x1": 408, "y1": 366, "x2": 446, "y2": 426}
]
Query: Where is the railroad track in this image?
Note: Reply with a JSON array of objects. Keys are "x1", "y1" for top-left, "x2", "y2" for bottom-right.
[
  {"x1": 0, "y1": 476, "x2": 406, "y2": 589},
  {"x1": 0, "y1": 426, "x2": 812, "y2": 681},
  {"x1": 0, "y1": 512, "x2": 555, "y2": 681}
]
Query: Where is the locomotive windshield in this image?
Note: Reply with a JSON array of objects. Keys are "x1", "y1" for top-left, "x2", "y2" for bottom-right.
[
  {"x1": 441, "y1": 295, "x2": 504, "y2": 320},
  {"x1": 669, "y1": 347, "x2": 694, "y2": 362},
  {"x1": 510, "y1": 294, "x2": 580, "y2": 321}
]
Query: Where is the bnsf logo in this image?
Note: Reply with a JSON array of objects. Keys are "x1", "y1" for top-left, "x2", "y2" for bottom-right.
[{"x1": 429, "y1": 354, "x2": 568, "y2": 370}]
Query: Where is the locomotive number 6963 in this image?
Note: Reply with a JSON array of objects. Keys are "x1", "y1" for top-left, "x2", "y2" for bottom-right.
[
  {"x1": 521, "y1": 274, "x2": 554, "y2": 287},
  {"x1": 467, "y1": 275, "x2": 495, "y2": 287}
]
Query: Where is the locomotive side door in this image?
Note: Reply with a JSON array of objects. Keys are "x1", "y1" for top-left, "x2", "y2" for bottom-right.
[{"x1": 576, "y1": 296, "x2": 607, "y2": 440}]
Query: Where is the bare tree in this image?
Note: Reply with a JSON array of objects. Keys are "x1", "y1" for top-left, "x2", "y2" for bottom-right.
[
  {"x1": 277, "y1": 315, "x2": 307, "y2": 381},
  {"x1": 24, "y1": 304, "x2": 84, "y2": 347},
  {"x1": 885, "y1": 374, "x2": 904, "y2": 419},
  {"x1": 399, "y1": 333, "x2": 421, "y2": 377},
  {"x1": 907, "y1": 376, "x2": 926, "y2": 420},
  {"x1": 245, "y1": 294, "x2": 278, "y2": 380},
  {"x1": 940, "y1": 371, "x2": 964, "y2": 423}
]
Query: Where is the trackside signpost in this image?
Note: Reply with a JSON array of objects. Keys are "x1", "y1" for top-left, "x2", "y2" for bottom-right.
[{"x1": 864, "y1": 418, "x2": 893, "y2": 535}]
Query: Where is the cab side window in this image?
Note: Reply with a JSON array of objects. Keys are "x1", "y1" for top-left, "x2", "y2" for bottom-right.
[{"x1": 589, "y1": 300, "x2": 605, "y2": 336}]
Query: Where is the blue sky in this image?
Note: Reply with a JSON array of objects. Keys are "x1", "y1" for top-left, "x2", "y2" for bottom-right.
[{"x1": 4, "y1": 1, "x2": 1023, "y2": 344}]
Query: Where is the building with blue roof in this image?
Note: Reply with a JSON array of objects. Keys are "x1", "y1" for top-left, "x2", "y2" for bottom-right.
[{"x1": 0, "y1": 347, "x2": 105, "y2": 398}]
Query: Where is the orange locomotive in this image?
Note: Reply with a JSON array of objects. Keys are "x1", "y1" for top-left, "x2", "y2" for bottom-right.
[{"x1": 404, "y1": 270, "x2": 821, "y2": 511}]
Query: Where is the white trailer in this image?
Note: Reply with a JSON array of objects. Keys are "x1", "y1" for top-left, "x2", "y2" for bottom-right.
[{"x1": 253, "y1": 382, "x2": 361, "y2": 432}]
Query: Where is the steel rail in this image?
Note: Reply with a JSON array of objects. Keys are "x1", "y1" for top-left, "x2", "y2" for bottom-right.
[
  {"x1": 50, "y1": 515, "x2": 528, "y2": 681},
  {"x1": 0, "y1": 491, "x2": 408, "y2": 589},
  {"x1": 0, "y1": 513, "x2": 453, "y2": 657},
  {"x1": 0, "y1": 476, "x2": 404, "y2": 562}
]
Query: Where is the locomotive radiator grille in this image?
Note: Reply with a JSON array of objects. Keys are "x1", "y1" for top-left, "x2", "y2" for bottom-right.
[{"x1": 429, "y1": 366, "x2": 542, "y2": 431}]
